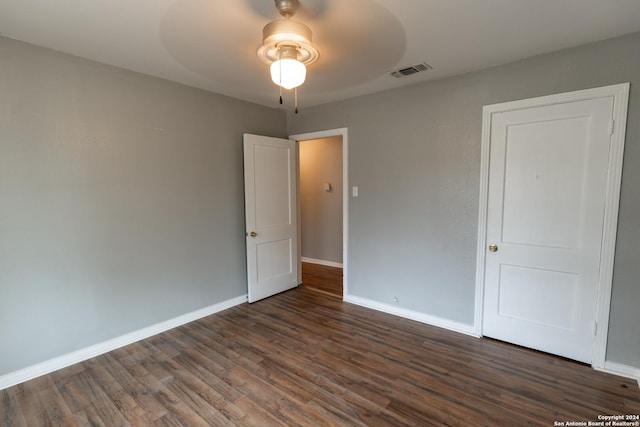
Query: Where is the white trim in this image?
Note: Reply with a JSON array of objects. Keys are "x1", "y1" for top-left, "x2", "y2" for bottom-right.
[
  {"x1": 473, "y1": 101, "x2": 493, "y2": 336},
  {"x1": 0, "y1": 294, "x2": 247, "y2": 391},
  {"x1": 474, "y1": 83, "x2": 630, "y2": 369},
  {"x1": 301, "y1": 257, "x2": 343, "y2": 268},
  {"x1": 599, "y1": 361, "x2": 640, "y2": 387},
  {"x1": 345, "y1": 295, "x2": 478, "y2": 337},
  {"x1": 290, "y1": 128, "x2": 349, "y2": 300},
  {"x1": 591, "y1": 83, "x2": 630, "y2": 369}
]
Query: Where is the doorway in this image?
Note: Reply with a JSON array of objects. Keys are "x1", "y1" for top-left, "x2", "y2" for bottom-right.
[
  {"x1": 290, "y1": 128, "x2": 348, "y2": 300},
  {"x1": 299, "y1": 136, "x2": 343, "y2": 298}
]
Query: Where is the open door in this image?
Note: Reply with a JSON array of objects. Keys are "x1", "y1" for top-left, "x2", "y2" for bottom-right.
[{"x1": 243, "y1": 134, "x2": 298, "y2": 303}]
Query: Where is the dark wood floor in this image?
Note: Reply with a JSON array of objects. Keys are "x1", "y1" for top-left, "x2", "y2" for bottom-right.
[
  {"x1": 301, "y1": 262, "x2": 343, "y2": 298},
  {"x1": 2, "y1": 287, "x2": 639, "y2": 426}
]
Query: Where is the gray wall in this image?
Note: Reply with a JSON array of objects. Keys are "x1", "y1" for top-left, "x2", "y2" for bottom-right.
[
  {"x1": 299, "y1": 137, "x2": 343, "y2": 264},
  {"x1": 288, "y1": 32, "x2": 640, "y2": 369},
  {"x1": 0, "y1": 37, "x2": 286, "y2": 376}
]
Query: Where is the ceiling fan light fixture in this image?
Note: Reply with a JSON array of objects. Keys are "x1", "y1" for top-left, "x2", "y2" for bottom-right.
[
  {"x1": 257, "y1": 0, "x2": 319, "y2": 111},
  {"x1": 270, "y1": 57, "x2": 306, "y2": 90}
]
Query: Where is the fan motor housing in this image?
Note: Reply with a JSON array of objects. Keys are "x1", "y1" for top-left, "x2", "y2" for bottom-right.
[
  {"x1": 263, "y1": 19, "x2": 313, "y2": 47},
  {"x1": 258, "y1": 19, "x2": 319, "y2": 65}
]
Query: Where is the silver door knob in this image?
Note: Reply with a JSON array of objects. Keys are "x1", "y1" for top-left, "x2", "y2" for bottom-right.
[{"x1": 488, "y1": 244, "x2": 498, "y2": 252}]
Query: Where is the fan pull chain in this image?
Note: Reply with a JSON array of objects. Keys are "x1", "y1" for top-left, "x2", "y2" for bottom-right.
[
  {"x1": 279, "y1": 50, "x2": 283, "y2": 105},
  {"x1": 294, "y1": 87, "x2": 298, "y2": 114}
]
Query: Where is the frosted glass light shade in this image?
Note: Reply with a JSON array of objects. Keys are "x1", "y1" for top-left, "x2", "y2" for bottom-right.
[{"x1": 270, "y1": 58, "x2": 306, "y2": 90}]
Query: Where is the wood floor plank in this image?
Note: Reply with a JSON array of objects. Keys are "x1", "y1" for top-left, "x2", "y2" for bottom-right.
[
  {"x1": 55, "y1": 376, "x2": 92, "y2": 415},
  {"x1": 1, "y1": 389, "x2": 28, "y2": 427},
  {"x1": 69, "y1": 371, "x2": 129, "y2": 426},
  {"x1": 302, "y1": 262, "x2": 343, "y2": 297},
  {"x1": 2, "y1": 275, "x2": 639, "y2": 426},
  {"x1": 12, "y1": 376, "x2": 77, "y2": 427},
  {"x1": 232, "y1": 395, "x2": 289, "y2": 427},
  {"x1": 172, "y1": 349, "x2": 242, "y2": 402},
  {"x1": 94, "y1": 352, "x2": 167, "y2": 423},
  {"x1": 73, "y1": 406, "x2": 107, "y2": 427},
  {"x1": 105, "y1": 388, "x2": 150, "y2": 426},
  {"x1": 133, "y1": 374, "x2": 211, "y2": 427},
  {"x1": 166, "y1": 356, "x2": 247, "y2": 425},
  {"x1": 163, "y1": 376, "x2": 236, "y2": 427}
]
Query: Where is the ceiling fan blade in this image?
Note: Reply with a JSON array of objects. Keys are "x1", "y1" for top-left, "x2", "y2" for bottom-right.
[{"x1": 295, "y1": 0, "x2": 328, "y2": 21}]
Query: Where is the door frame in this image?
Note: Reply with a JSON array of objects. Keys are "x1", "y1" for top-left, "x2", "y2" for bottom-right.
[
  {"x1": 289, "y1": 128, "x2": 348, "y2": 299},
  {"x1": 474, "y1": 83, "x2": 630, "y2": 369}
]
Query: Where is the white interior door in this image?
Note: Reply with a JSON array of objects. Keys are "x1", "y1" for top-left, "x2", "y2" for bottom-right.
[
  {"x1": 244, "y1": 134, "x2": 298, "y2": 303},
  {"x1": 482, "y1": 96, "x2": 614, "y2": 364}
]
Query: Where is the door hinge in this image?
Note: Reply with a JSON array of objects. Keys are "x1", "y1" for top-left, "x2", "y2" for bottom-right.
[
  {"x1": 593, "y1": 321, "x2": 598, "y2": 336},
  {"x1": 608, "y1": 120, "x2": 615, "y2": 135}
]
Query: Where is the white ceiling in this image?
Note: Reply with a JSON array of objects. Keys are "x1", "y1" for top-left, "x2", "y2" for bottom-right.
[{"x1": 1, "y1": 0, "x2": 640, "y2": 110}]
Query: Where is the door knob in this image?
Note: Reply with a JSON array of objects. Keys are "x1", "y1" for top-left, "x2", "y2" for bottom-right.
[
  {"x1": 249, "y1": 231, "x2": 258, "y2": 237},
  {"x1": 488, "y1": 244, "x2": 498, "y2": 252}
]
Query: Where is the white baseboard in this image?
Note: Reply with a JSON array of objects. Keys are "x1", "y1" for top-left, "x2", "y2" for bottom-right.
[
  {"x1": 344, "y1": 295, "x2": 478, "y2": 337},
  {"x1": 301, "y1": 257, "x2": 343, "y2": 268},
  {"x1": 344, "y1": 295, "x2": 640, "y2": 387},
  {"x1": 0, "y1": 294, "x2": 247, "y2": 391},
  {"x1": 6, "y1": 291, "x2": 634, "y2": 392},
  {"x1": 599, "y1": 361, "x2": 640, "y2": 387}
]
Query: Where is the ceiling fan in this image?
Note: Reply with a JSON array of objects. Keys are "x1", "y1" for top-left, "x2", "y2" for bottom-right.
[{"x1": 257, "y1": 0, "x2": 319, "y2": 112}]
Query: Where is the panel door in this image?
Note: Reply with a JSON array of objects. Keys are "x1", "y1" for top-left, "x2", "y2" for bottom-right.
[
  {"x1": 482, "y1": 96, "x2": 613, "y2": 363},
  {"x1": 244, "y1": 134, "x2": 298, "y2": 303}
]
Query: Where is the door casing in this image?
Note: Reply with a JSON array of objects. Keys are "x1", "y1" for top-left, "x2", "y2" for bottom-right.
[
  {"x1": 289, "y1": 128, "x2": 349, "y2": 299},
  {"x1": 474, "y1": 83, "x2": 630, "y2": 369}
]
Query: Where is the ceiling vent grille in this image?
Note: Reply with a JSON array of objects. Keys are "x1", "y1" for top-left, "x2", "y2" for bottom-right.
[{"x1": 389, "y1": 63, "x2": 432, "y2": 78}]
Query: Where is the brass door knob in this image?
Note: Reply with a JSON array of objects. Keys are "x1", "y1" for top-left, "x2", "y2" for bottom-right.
[
  {"x1": 488, "y1": 244, "x2": 498, "y2": 252},
  {"x1": 249, "y1": 231, "x2": 258, "y2": 237}
]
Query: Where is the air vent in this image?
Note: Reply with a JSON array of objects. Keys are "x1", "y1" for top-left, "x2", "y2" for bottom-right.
[{"x1": 389, "y1": 62, "x2": 432, "y2": 78}]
